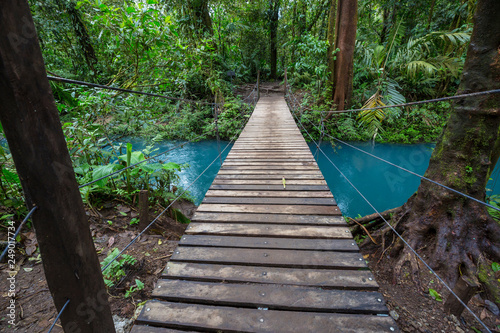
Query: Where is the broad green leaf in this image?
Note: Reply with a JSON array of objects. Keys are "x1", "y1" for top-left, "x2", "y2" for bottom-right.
[
  {"x1": 429, "y1": 288, "x2": 442, "y2": 302},
  {"x1": 492, "y1": 262, "x2": 500, "y2": 272},
  {"x1": 119, "y1": 151, "x2": 145, "y2": 165},
  {"x1": 162, "y1": 162, "x2": 181, "y2": 171}
]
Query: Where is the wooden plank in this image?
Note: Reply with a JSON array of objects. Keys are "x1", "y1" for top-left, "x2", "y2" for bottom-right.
[
  {"x1": 215, "y1": 174, "x2": 324, "y2": 180},
  {"x1": 222, "y1": 162, "x2": 318, "y2": 166},
  {"x1": 202, "y1": 197, "x2": 336, "y2": 206},
  {"x1": 211, "y1": 179, "x2": 327, "y2": 185},
  {"x1": 191, "y1": 212, "x2": 345, "y2": 225},
  {"x1": 171, "y1": 246, "x2": 365, "y2": 269},
  {"x1": 218, "y1": 170, "x2": 322, "y2": 175},
  {"x1": 209, "y1": 185, "x2": 331, "y2": 191},
  {"x1": 152, "y1": 280, "x2": 388, "y2": 314},
  {"x1": 205, "y1": 190, "x2": 333, "y2": 198},
  {"x1": 185, "y1": 223, "x2": 350, "y2": 238},
  {"x1": 136, "y1": 301, "x2": 398, "y2": 332},
  {"x1": 130, "y1": 326, "x2": 196, "y2": 333},
  {"x1": 196, "y1": 204, "x2": 341, "y2": 215},
  {"x1": 223, "y1": 158, "x2": 316, "y2": 162},
  {"x1": 221, "y1": 165, "x2": 319, "y2": 170},
  {"x1": 179, "y1": 235, "x2": 358, "y2": 251}
]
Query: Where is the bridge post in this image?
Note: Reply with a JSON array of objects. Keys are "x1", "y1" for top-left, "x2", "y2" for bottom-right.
[
  {"x1": 257, "y1": 70, "x2": 260, "y2": 101},
  {"x1": 0, "y1": 2, "x2": 115, "y2": 332},
  {"x1": 284, "y1": 68, "x2": 288, "y2": 95}
]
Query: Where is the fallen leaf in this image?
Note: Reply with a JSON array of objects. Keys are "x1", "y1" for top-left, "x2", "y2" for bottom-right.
[
  {"x1": 23, "y1": 268, "x2": 33, "y2": 272},
  {"x1": 158, "y1": 239, "x2": 162, "y2": 245},
  {"x1": 480, "y1": 308, "x2": 488, "y2": 320},
  {"x1": 107, "y1": 236, "x2": 115, "y2": 248},
  {"x1": 26, "y1": 245, "x2": 37, "y2": 256}
]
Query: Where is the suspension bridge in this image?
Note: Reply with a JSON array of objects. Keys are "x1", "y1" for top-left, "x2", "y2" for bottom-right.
[{"x1": 130, "y1": 94, "x2": 398, "y2": 332}]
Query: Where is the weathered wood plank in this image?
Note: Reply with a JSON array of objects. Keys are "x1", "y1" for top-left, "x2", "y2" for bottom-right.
[
  {"x1": 215, "y1": 174, "x2": 324, "y2": 180},
  {"x1": 212, "y1": 179, "x2": 328, "y2": 185},
  {"x1": 205, "y1": 190, "x2": 333, "y2": 198},
  {"x1": 221, "y1": 165, "x2": 319, "y2": 170},
  {"x1": 196, "y1": 204, "x2": 341, "y2": 215},
  {"x1": 136, "y1": 301, "x2": 398, "y2": 332},
  {"x1": 179, "y1": 235, "x2": 357, "y2": 251},
  {"x1": 191, "y1": 212, "x2": 345, "y2": 225},
  {"x1": 171, "y1": 246, "x2": 365, "y2": 269},
  {"x1": 152, "y1": 280, "x2": 388, "y2": 314},
  {"x1": 130, "y1": 326, "x2": 196, "y2": 333},
  {"x1": 202, "y1": 196, "x2": 336, "y2": 206},
  {"x1": 185, "y1": 223, "x2": 350, "y2": 238},
  {"x1": 162, "y1": 262, "x2": 378, "y2": 289},
  {"x1": 218, "y1": 170, "x2": 322, "y2": 175},
  {"x1": 209, "y1": 184, "x2": 330, "y2": 191}
]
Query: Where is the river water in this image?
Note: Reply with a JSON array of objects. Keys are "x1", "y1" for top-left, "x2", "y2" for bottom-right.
[{"x1": 124, "y1": 138, "x2": 500, "y2": 217}]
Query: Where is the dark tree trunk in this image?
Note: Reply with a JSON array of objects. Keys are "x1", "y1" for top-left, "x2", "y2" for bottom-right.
[
  {"x1": 392, "y1": 0, "x2": 500, "y2": 304},
  {"x1": 188, "y1": 0, "x2": 213, "y2": 36},
  {"x1": 269, "y1": 0, "x2": 280, "y2": 80},
  {"x1": 380, "y1": 8, "x2": 390, "y2": 44},
  {"x1": 326, "y1": 0, "x2": 337, "y2": 89},
  {"x1": 328, "y1": 0, "x2": 358, "y2": 114},
  {"x1": 0, "y1": 2, "x2": 115, "y2": 331},
  {"x1": 427, "y1": 0, "x2": 437, "y2": 30}
]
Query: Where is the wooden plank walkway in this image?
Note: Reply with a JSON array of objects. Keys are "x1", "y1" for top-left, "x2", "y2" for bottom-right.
[{"x1": 132, "y1": 95, "x2": 398, "y2": 333}]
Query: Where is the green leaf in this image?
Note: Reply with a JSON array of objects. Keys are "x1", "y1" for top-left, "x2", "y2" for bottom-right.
[
  {"x1": 92, "y1": 164, "x2": 118, "y2": 187},
  {"x1": 492, "y1": 262, "x2": 500, "y2": 272},
  {"x1": 2, "y1": 169, "x2": 20, "y2": 184},
  {"x1": 429, "y1": 288, "x2": 442, "y2": 302},
  {"x1": 126, "y1": 6, "x2": 136, "y2": 14},
  {"x1": 162, "y1": 162, "x2": 181, "y2": 171},
  {"x1": 119, "y1": 151, "x2": 145, "y2": 166},
  {"x1": 135, "y1": 279, "x2": 145, "y2": 289}
]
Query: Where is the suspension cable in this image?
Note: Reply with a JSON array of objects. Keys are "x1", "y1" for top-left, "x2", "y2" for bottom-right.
[
  {"x1": 303, "y1": 88, "x2": 500, "y2": 114},
  {"x1": 286, "y1": 95, "x2": 492, "y2": 333},
  {"x1": 101, "y1": 102, "x2": 254, "y2": 273},
  {"x1": 0, "y1": 206, "x2": 37, "y2": 262},
  {"x1": 306, "y1": 119, "x2": 500, "y2": 214},
  {"x1": 47, "y1": 299, "x2": 70, "y2": 333},
  {"x1": 78, "y1": 128, "x2": 215, "y2": 189},
  {"x1": 47, "y1": 76, "x2": 217, "y2": 105}
]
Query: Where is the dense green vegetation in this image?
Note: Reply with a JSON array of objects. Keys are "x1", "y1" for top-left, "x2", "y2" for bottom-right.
[{"x1": 0, "y1": 0, "x2": 479, "y2": 218}]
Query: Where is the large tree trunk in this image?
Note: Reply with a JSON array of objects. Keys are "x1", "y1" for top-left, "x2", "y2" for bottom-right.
[
  {"x1": 329, "y1": 0, "x2": 358, "y2": 113},
  {"x1": 326, "y1": 0, "x2": 337, "y2": 91},
  {"x1": 269, "y1": 0, "x2": 280, "y2": 80},
  {"x1": 187, "y1": 0, "x2": 213, "y2": 36},
  {"x1": 392, "y1": 0, "x2": 500, "y2": 304}
]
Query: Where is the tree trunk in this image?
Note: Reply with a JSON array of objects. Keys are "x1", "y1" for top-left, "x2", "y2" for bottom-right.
[
  {"x1": 187, "y1": 0, "x2": 213, "y2": 36},
  {"x1": 427, "y1": 0, "x2": 437, "y2": 30},
  {"x1": 329, "y1": 0, "x2": 358, "y2": 114},
  {"x1": 392, "y1": 0, "x2": 500, "y2": 304},
  {"x1": 326, "y1": 0, "x2": 337, "y2": 89},
  {"x1": 269, "y1": 0, "x2": 280, "y2": 80}
]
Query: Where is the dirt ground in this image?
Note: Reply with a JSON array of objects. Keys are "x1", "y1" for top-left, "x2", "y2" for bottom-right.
[
  {"x1": 363, "y1": 246, "x2": 500, "y2": 333},
  {"x1": 0, "y1": 200, "x2": 193, "y2": 332}
]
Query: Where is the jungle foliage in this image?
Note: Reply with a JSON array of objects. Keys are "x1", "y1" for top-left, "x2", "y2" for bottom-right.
[{"x1": 0, "y1": 0, "x2": 479, "y2": 220}]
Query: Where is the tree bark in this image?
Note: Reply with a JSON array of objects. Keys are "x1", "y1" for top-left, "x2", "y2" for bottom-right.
[
  {"x1": 393, "y1": 0, "x2": 500, "y2": 304},
  {"x1": 329, "y1": 0, "x2": 358, "y2": 114},
  {"x1": 0, "y1": 2, "x2": 115, "y2": 331},
  {"x1": 326, "y1": 0, "x2": 337, "y2": 92},
  {"x1": 187, "y1": 0, "x2": 213, "y2": 36}
]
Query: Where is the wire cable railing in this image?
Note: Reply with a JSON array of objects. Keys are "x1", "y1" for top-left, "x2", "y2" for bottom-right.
[
  {"x1": 47, "y1": 75, "x2": 217, "y2": 105},
  {"x1": 295, "y1": 88, "x2": 500, "y2": 115},
  {"x1": 0, "y1": 206, "x2": 37, "y2": 262},
  {"x1": 100, "y1": 100, "x2": 255, "y2": 273},
  {"x1": 285, "y1": 89, "x2": 492, "y2": 333},
  {"x1": 285, "y1": 85, "x2": 500, "y2": 214}
]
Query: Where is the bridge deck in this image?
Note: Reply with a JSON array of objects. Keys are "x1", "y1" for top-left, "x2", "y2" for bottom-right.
[{"x1": 132, "y1": 95, "x2": 398, "y2": 332}]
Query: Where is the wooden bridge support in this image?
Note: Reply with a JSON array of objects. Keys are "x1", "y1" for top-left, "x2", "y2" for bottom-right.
[{"x1": 0, "y1": 2, "x2": 115, "y2": 332}]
